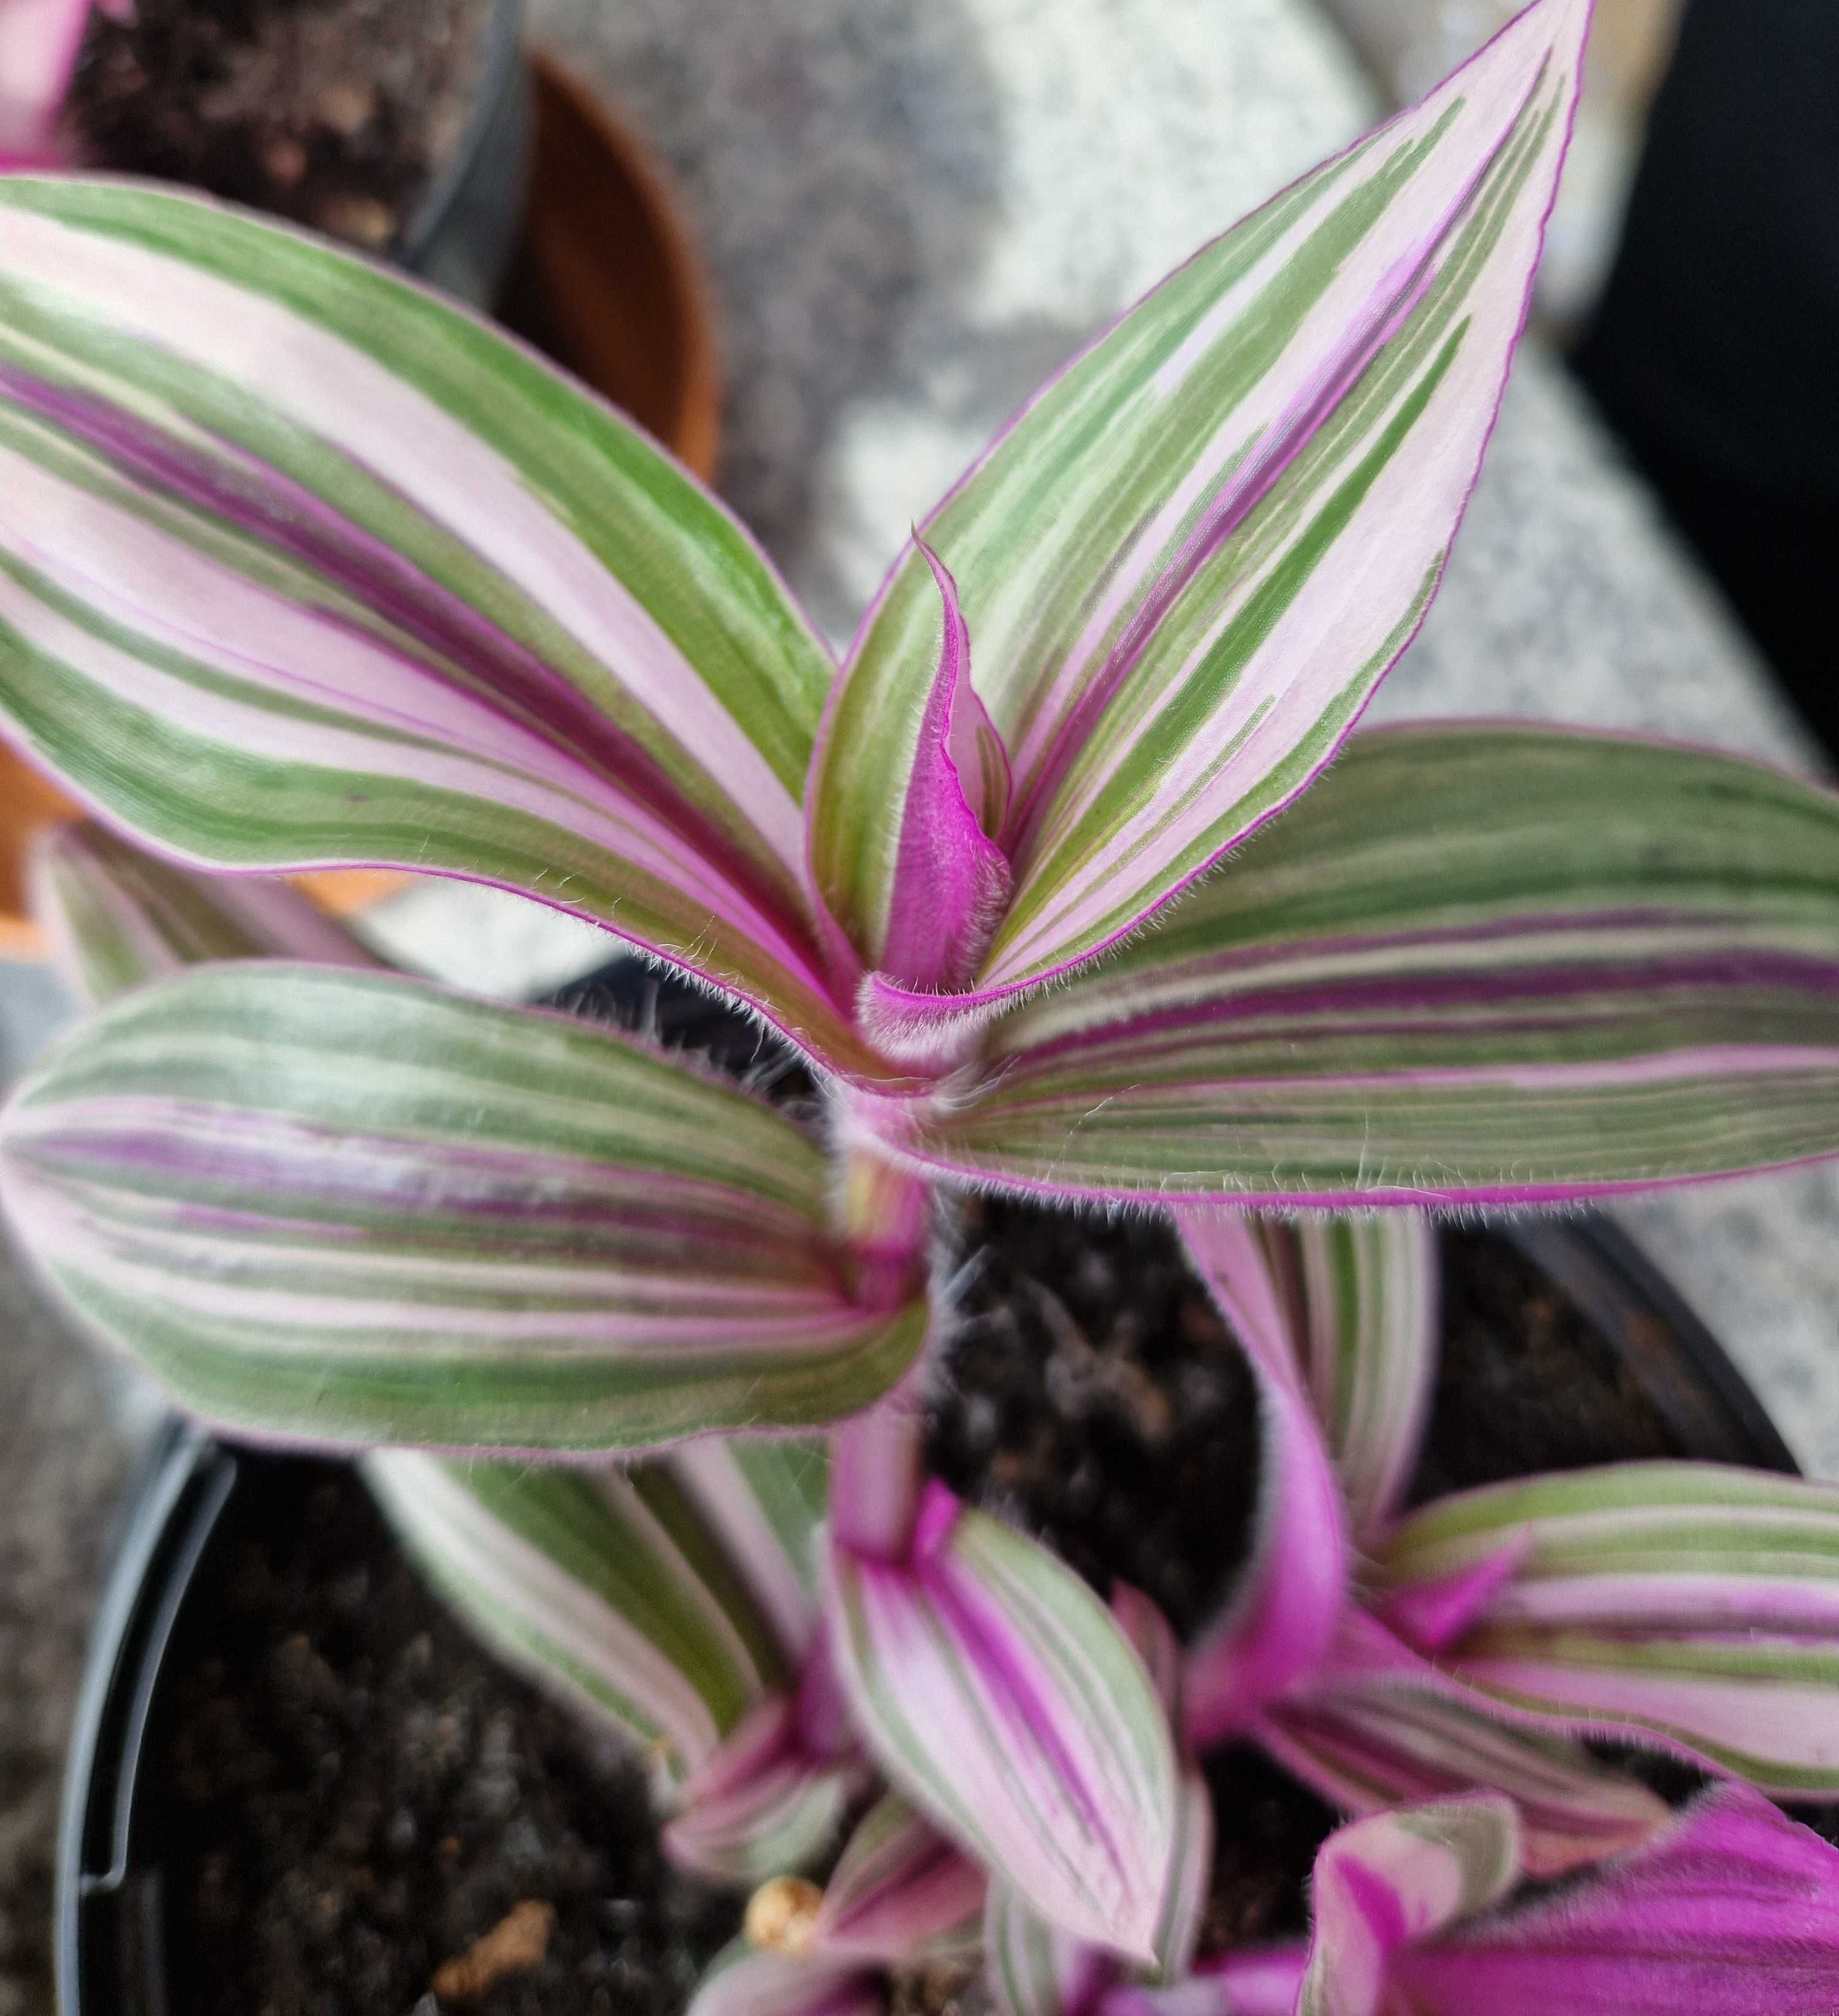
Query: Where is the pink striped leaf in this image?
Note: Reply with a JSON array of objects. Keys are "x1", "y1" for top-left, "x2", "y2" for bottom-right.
[
  {"x1": 812, "y1": 1795, "x2": 988, "y2": 1965},
  {"x1": 870, "y1": 726, "x2": 1839, "y2": 1204},
  {"x1": 663, "y1": 1694, "x2": 861, "y2": 1884},
  {"x1": 986, "y1": 1882, "x2": 1118, "y2": 2016},
  {"x1": 671, "y1": 1438, "x2": 830, "y2": 1668},
  {"x1": 829, "y1": 1485, "x2": 1179, "y2": 1957},
  {"x1": 0, "y1": 177, "x2": 905, "y2": 1084},
  {"x1": 1341, "y1": 1784, "x2": 1839, "y2": 2016},
  {"x1": 0, "y1": 962, "x2": 928, "y2": 1451},
  {"x1": 29, "y1": 819, "x2": 380, "y2": 1008},
  {"x1": 824, "y1": 538, "x2": 1013, "y2": 994},
  {"x1": 362, "y1": 1450, "x2": 791, "y2": 1787},
  {"x1": 1100, "y1": 1949, "x2": 1309, "y2": 2016},
  {"x1": 687, "y1": 1942, "x2": 886, "y2": 2016},
  {"x1": 1172, "y1": 1213, "x2": 1351, "y2": 1746},
  {"x1": 1377, "y1": 1461, "x2": 1839, "y2": 1795},
  {"x1": 817, "y1": 0, "x2": 1590, "y2": 1044},
  {"x1": 1256, "y1": 1611, "x2": 1668, "y2": 1878}
]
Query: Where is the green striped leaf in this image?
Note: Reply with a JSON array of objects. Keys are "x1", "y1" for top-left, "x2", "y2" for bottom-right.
[
  {"x1": 364, "y1": 1450, "x2": 788, "y2": 1784},
  {"x1": 876, "y1": 726, "x2": 1839, "y2": 1205},
  {"x1": 0, "y1": 177, "x2": 897, "y2": 1082},
  {"x1": 1377, "y1": 1463, "x2": 1839, "y2": 1794},
  {"x1": 29, "y1": 818, "x2": 379, "y2": 1007},
  {"x1": 663, "y1": 1694, "x2": 859, "y2": 1884},
  {"x1": 674, "y1": 1437, "x2": 831, "y2": 1665},
  {"x1": 812, "y1": 1795, "x2": 986, "y2": 1964},
  {"x1": 0, "y1": 962, "x2": 928, "y2": 1451},
  {"x1": 829, "y1": 1488, "x2": 1179, "y2": 1958},
  {"x1": 817, "y1": 0, "x2": 1589, "y2": 1037}
]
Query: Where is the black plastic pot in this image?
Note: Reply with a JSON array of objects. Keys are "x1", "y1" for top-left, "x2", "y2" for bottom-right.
[
  {"x1": 53, "y1": 964, "x2": 1799, "y2": 2013},
  {"x1": 395, "y1": 0, "x2": 530, "y2": 308}
]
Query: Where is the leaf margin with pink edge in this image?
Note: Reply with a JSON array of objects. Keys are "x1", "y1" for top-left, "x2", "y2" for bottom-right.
[
  {"x1": 0, "y1": 960, "x2": 930, "y2": 1453},
  {"x1": 831, "y1": 0, "x2": 1593, "y2": 1046},
  {"x1": 867, "y1": 725, "x2": 1839, "y2": 1205},
  {"x1": 0, "y1": 175, "x2": 913, "y2": 1084},
  {"x1": 828, "y1": 1485, "x2": 1179, "y2": 1958}
]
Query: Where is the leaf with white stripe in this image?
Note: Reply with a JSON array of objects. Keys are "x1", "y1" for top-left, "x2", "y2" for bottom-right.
[
  {"x1": 1257, "y1": 1613, "x2": 1669, "y2": 1878},
  {"x1": 1173, "y1": 1212, "x2": 1351, "y2": 1746},
  {"x1": 672, "y1": 1437, "x2": 831, "y2": 1665},
  {"x1": 0, "y1": 177, "x2": 898, "y2": 1082},
  {"x1": 0, "y1": 962, "x2": 928, "y2": 1451},
  {"x1": 880, "y1": 727, "x2": 1839, "y2": 1205},
  {"x1": 829, "y1": 1486, "x2": 1179, "y2": 1957},
  {"x1": 812, "y1": 1795, "x2": 987, "y2": 1965},
  {"x1": 820, "y1": 0, "x2": 1590, "y2": 1040},
  {"x1": 663, "y1": 1695, "x2": 858, "y2": 1884},
  {"x1": 1297, "y1": 1796, "x2": 1523, "y2": 2016},
  {"x1": 29, "y1": 819, "x2": 379, "y2": 1008},
  {"x1": 687, "y1": 1942, "x2": 886, "y2": 2016},
  {"x1": 364, "y1": 1450, "x2": 786, "y2": 1785},
  {"x1": 986, "y1": 1882, "x2": 1116, "y2": 2016},
  {"x1": 1377, "y1": 1461, "x2": 1839, "y2": 1793}
]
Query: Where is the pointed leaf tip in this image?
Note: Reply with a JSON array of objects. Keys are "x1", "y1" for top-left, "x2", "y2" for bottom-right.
[
  {"x1": 816, "y1": 536, "x2": 1013, "y2": 995},
  {"x1": 831, "y1": 0, "x2": 1594, "y2": 1030},
  {"x1": 830, "y1": 1496, "x2": 1178, "y2": 1958}
]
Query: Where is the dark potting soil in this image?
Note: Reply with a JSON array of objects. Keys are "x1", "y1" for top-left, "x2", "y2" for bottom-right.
[
  {"x1": 151, "y1": 1191, "x2": 1725, "y2": 2015},
  {"x1": 63, "y1": 0, "x2": 490, "y2": 255}
]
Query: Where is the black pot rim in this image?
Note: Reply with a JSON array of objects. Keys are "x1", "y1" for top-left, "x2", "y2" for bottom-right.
[
  {"x1": 51, "y1": 1212, "x2": 1799, "y2": 2013},
  {"x1": 395, "y1": 0, "x2": 527, "y2": 285}
]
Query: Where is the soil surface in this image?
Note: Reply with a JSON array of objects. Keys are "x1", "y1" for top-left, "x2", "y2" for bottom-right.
[
  {"x1": 140, "y1": 970, "x2": 1802, "y2": 2015},
  {"x1": 65, "y1": 0, "x2": 491, "y2": 255}
]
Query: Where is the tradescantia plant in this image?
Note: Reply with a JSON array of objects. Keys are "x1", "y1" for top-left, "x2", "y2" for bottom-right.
[{"x1": 6, "y1": 0, "x2": 1839, "y2": 2005}]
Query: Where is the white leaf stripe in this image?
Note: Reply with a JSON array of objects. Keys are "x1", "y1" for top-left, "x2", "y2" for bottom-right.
[
  {"x1": 0, "y1": 178, "x2": 899, "y2": 1080},
  {"x1": 0, "y1": 964, "x2": 929, "y2": 1451},
  {"x1": 880, "y1": 726, "x2": 1839, "y2": 1206},
  {"x1": 671, "y1": 1438, "x2": 829, "y2": 1665},
  {"x1": 830, "y1": 1503, "x2": 1178, "y2": 1956},
  {"x1": 1378, "y1": 1463, "x2": 1839, "y2": 1792},
  {"x1": 821, "y1": 0, "x2": 1588, "y2": 1015},
  {"x1": 364, "y1": 1451, "x2": 785, "y2": 1781}
]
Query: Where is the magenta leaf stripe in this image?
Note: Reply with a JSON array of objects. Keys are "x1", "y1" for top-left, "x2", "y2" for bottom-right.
[
  {"x1": 1377, "y1": 1461, "x2": 1839, "y2": 1792},
  {"x1": 821, "y1": 0, "x2": 1590, "y2": 1037},
  {"x1": 0, "y1": 963, "x2": 929, "y2": 1452},
  {"x1": 873, "y1": 727, "x2": 1839, "y2": 1204},
  {"x1": 0, "y1": 177, "x2": 908, "y2": 1082},
  {"x1": 829, "y1": 1488, "x2": 1178, "y2": 1956}
]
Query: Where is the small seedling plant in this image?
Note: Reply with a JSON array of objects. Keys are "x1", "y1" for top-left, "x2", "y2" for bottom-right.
[{"x1": 3, "y1": 1, "x2": 1839, "y2": 2006}]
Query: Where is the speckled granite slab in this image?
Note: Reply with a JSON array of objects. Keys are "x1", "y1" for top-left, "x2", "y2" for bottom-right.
[{"x1": 1, "y1": 6, "x2": 1835, "y2": 2003}]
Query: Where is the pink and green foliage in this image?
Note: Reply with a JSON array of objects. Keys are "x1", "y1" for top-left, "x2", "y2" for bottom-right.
[
  {"x1": 0, "y1": 0, "x2": 123, "y2": 167},
  {"x1": 4, "y1": 0, "x2": 1839, "y2": 2006},
  {"x1": 1121, "y1": 1784, "x2": 1839, "y2": 2016},
  {"x1": 1177, "y1": 1208, "x2": 1839, "y2": 1849}
]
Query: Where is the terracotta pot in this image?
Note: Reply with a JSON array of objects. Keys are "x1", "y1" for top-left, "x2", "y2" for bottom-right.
[{"x1": 0, "y1": 49, "x2": 720, "y2": 962}]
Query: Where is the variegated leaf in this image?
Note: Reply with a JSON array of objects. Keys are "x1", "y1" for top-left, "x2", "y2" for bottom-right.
[
  {"x1": 1378, "y1": 1462, "x2": 1839, "y2": 1793},
  {"x1": 29, "y1": 818, "x2": 379, "y2": 1007},
  {"x1": 663, "y1": 1695, "x2": 856, "y2": 1884},
  {"x1": 813, "y1": 1795, "x2": 987, "y2": 1965},
  {"x1": 0, "y1": 177, "x2": 902, "y2": 1082},
  {"x1": 0, "y1": 0, "x2": 94, "y2": 162},
  {"x1": 1387, "y1": 1782, "x2": 1839, "y2": 2015},
  {"x1": 687, "y1": 1942, "x2": 886, "y2": 2016},
  {"x1": 1298, "y1": 1795, "x2": 1523, "y2": 2016},
  {"x1": 0, "y1": 962, "x2": 927, "y2": 1451},
  {"x1": 672, "y1": 1437, "x2": 831, "y2": 1665},
  {"x1": 818, "y1": 0, "x2": 1590, "y2": 1041},
  {"x1": 1173, "y1": 1213, "x2": 1351, "y2": 1744},
  {"x1": 829, "y1": 1486, "x2": 1179, "y2": 1957},
  {"x1": 1257, "y1": 1613, "x2": 1668, "y2": 1878},
  {"x1": 364, "y1": 1450, "x2": 786, "y2": 1784},
  {"x1": 878, "y1": 727, "x2": 1839, "y2": 1204},
  {"x1": 986, "y1": 1882, "x2": 1116, "y2": 2016}
]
